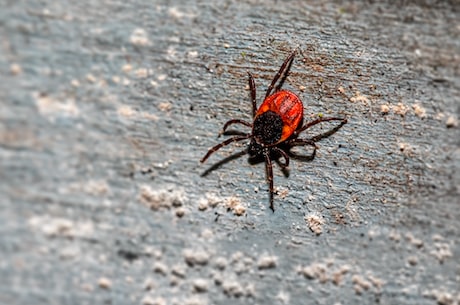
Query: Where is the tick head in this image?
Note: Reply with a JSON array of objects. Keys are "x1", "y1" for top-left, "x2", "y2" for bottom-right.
[{"x1": 248, "y1": 139, "x2": 264, "y2": 157}]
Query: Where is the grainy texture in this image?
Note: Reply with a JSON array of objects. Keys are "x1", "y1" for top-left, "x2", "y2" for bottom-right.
[{"x1": 1, "y1": 1, "x2": 459, "y2": 304}]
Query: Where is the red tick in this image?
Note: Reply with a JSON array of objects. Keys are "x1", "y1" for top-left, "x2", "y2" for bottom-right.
[{"x1": 201, "y1": 50, "x2": 347, "y2": 211}]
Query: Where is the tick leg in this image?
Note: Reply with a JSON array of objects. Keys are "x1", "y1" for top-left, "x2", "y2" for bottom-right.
[
  {"x1": 248, "y1": 72, "x2": 257, "y2": 118},
  {"x1": 264, "y1": 151, "x2": 275, "y2": 212},
  {"x1": 286, "y1": 138, "x2": 318, "y2": 159},
  {"x1": 286, "y1": 138, "x2": 318, "y2": 150},
  {"x1": 296, "y1": 117, "x2": 347, "y2": 135},
  {"x1": 265, "y1": 50, "x2": 297, "y2": 99},
  {"x1": 272, "y1": 146, "x2": 290, "y2": 169},
  {"x1": 201, "y1": 135, "x2": 251, "y2": 163},
  {"x1": 222, "y1": 119, "x2": 252, "y2": 134}
]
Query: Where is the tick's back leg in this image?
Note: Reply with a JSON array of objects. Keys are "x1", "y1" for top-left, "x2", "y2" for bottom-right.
[
  {"x1": 264, "y1": 151, "x2": 275, "y2": 212},
  {"x1": 265, "y1": 50, "x2": 297, "y2": 99},
  {"x1": 248, "y1": 72, "x2": 257, "y2": 118},
  {"x1": 296, "y1": 117, "x2": 347, "y2": 135}
]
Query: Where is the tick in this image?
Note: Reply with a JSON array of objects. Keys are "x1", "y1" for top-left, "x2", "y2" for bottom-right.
[{"x1": 201, "y1": 50, "x2": 347, "y2": 211}]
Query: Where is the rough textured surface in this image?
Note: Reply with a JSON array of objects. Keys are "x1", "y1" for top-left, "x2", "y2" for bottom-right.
[{"x1": 1, "y1": 1, "x2": 459, "y2": 304}]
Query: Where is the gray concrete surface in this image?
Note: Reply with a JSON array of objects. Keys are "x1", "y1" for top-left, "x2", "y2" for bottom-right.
[{"x1": 1, "y1": 1, "x2": 459, "y2": 304}]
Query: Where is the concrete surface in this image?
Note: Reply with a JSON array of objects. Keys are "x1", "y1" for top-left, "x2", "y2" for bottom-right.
[{"x1": 1, "y1": 0, "x2": 459, "y2": 304}]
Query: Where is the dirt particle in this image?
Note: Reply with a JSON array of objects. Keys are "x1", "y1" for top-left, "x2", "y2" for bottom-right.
[
  {"x1": 412, "y1": 102, "x2": 427, "y2": 118},
  {"x1": 157, "y1": 74, "x2": 167, "y2": 81},
  {"x1": 158, "y1": 102, "x2": 172, "y2": 112},
  {"x1": 398, "y1": 142, "x2": 416, "y2": 157},
  {"x1": 201, "y1": 228, "x2": 213, "y2": 239},
  {"x1": 98, "y1": 277, "x2": 112, "y2": 289},
  {"x1": 35, "y1": 92, "x2": 79, "y2": 119},
  {"x1": 305, "y1": 213, "x2": 325, "y2": 235},
  {"x1": 192, "y1": 278, "x2": 209, "y2": 293},
  {"x1": 130, "y1": 28, "x2": 150, "y2": 46},
  {"x1": 446, "y1": 115, "x2": 458, "y2": 128},
  {"x1": 425, "y1": 289, "x2": 458, "y2": 305},
  {"x1": 183, "y1": 249, "x2": 210, "y2": 266},
  {"x1": 28, "y1": 216, "x2": 94, "y2": 238},
  {"x1": 389, "y1": 230, "x2": 401, "y2": 242},
  {"x1": 380, "y1": 104, "x2": 390, "y2": 114},
  {"x1": 352, "y1": 275, "x2": 371, "y2": 294},
  {"x1": 138, "y1": 185, "x2": 185, "y2": 211},
  {"x1": 143, "y1": 277, "x2": 155, "y2": 290},
  {"x1": 232, "y1": 204, "x2": 246, "y2": 216},
  {"x1": 175, "y1": 207, "x2": 185, "y2": 218},
  {"x1": 122, "y1": 64, "x2": 133, "y2": 73},
  {"x1": 331, "y1": 265, "x2": 351, "y2": 286},
  {"x1": 226, "y1": 197, "x2": 246, "y2": 216},
  {"x1": 205, "y1": 193, "x2": 221, "y2": 208},
  {"x1": 298, "y1": 263, "x2": 328, "y2": 283},
  {"x1": 10, "y1": 63, "x2": 22, "y2": 75},
  {"x1": 142, "y1": 112, "x2": 159, "y2": 121},
  {"x1": 187, "y1": 50, "x2": 198, "y2": 58},
  {"x1": 392, "y1": 103, "x2": 409, "y2": 116},
  {"x1": 430, "y1": 242, "x2": 453, "y2": 263},
  {"x1": 153, "y1": 262, "x2": 168, "y2": 276},
  {"x1": 276, "y1": 291, "x2": 290, "y2": 304},
  {"x1": 86, "y1": 73, "x2": 97, "y2": 83},
  {"x1": 135, "y1": 68, "x2": 150, "y2": 78},
  {"x1": 214, "y1": 257, "x2": 227, "y2": 270},
  {"x1": 368, "y1": 275, "x2": 384, "y2": 290},
  {"x1": 405, "y1": 232, "x2": 424, "y2": 248},
  {"x1": 141, "y1": 296, "x2": 166, "y2": 305},
  {"x1": 234, "y1": 256, "x2": 253, "y2": 274},
  {"x1": 407, "y1": 255, "x2": 418, "y2": 266},
  {"x1": 222, "y1": 279, "x2": 244, "y2": 297},
  {"x1": 212, "y1": 272, "x2": 223, "y2": 286},
  {"x1": 257, "y1": 255, "x2": 277, "y2": 270},
  {"x1": 111, "y1": 75, "x2": 120, "y2": 84},
  {"x1": 198, "y1": 197, "x2": 209, "y2": 211},
  {"x1": 118, "y1": 105, "x2": 136, "y2": 117},
  {"x1": 230, "y1": 251, "x2": 244, "y2": 263},
  {"x1": 145, "y1": 247, "x2": 162, "y2": 259},
  {"x1": 349, "y1": 91, "x2": 369, "y2": 104},
  {"x1": 71, "y1": 79, "x2": 80, "y2": 87},
  {"x1": 171, "y1": 264, "x2": 186, "y2": 278}
]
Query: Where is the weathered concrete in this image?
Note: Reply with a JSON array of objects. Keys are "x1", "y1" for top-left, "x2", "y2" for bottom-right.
[{"x1": 1, "y1": 1, "x2": 459, "y2": 304}]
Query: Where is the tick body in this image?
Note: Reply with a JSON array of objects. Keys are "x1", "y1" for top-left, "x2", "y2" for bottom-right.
[
  {"x1": 201, "y1": 50, "x2": 347, "y2": 211},
  {"x1": 253, "y1": 90, "x2": 303, "y2": 145}
]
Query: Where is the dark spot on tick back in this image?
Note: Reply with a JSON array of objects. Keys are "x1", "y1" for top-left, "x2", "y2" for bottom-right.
[{"x1": 253, "y1": 111, "x2": 283, "y2": 144}]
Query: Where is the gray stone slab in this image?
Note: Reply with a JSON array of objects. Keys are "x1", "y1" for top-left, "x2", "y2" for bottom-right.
[{"x1": 1, "y1": 1, "x2": 459, "y2": 304}]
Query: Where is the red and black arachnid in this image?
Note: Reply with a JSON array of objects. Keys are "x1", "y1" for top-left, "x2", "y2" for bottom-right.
[{"x1": 201, "y1": 50, "x2": 347, "y2": 211}]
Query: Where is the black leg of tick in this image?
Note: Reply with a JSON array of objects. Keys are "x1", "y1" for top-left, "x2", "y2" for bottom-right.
[
  {"x1": 265, "y1": 50, "x2": 297, "y2": 100},
  {"x1": 247, "y1": 72, "x2": 257, "y2": 118},
  {"x1": 309, "y1": 119, "x2": 348, "y2": 143},
  {"x1": 272, "y1": 146, "x2": 290, "y2": 169},
  {"x1": 296, "y1": 117, "x2": 347, "y2": 135},
  {"x1": 286, "y1": 138, "x2": 318, "y2": 161},
  {"x1": 286, "y1": 138, "x2": 318, "y2": 150},
  {"x1": 201, "y1": 149, "x2": 248, "y2": 177},
  {"x1": 222, "y1": 119, "x2": 252, "y2": 134},
  {"x1": 274, "y1": 53, "x2": 296, "y2": 94},
  {"x1": 264, "y1": 151, "x2": 275, "y2": 212},
  {"x1": 201, "y1": 135, "x2": 251, "y2": 163}
]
